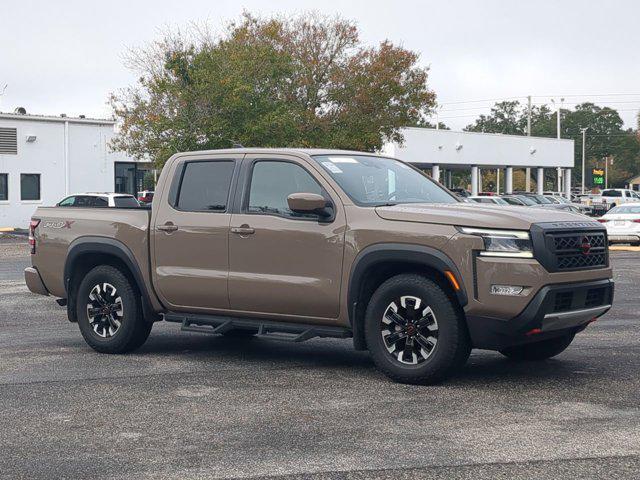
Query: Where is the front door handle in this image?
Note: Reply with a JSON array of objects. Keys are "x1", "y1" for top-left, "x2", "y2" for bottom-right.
[
  {"x1": 231, "y1": 226, "x2": 255, "y2": 235},
  {"x1": 157, "y1": 223, "x2": 178, "y2": 232}
]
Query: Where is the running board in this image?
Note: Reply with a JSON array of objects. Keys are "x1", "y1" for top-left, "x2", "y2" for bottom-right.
[{"x1": 164, "y1": 312, "x2": 352, "y2": 343}]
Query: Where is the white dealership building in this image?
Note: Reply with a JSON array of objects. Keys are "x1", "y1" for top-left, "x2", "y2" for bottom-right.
[
  {"x1": 0, "y1": 110, "x2": 151, "y2": 229},
  {"x1": 383, "y1": 127, "x2": 575, "y2": 196}
]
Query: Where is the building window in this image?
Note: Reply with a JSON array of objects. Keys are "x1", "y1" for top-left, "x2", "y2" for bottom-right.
[
  {"x1": 0, "y1": 128, "x2": 18, "y2": 154},
  {"x1": 20, "y1": 174, "x2": 40, "y2": 201},
  {"x1": 0, "y1": 174, "x2": 7, "y2": 201},
  {"x1": 114, "y1": 162, "x2": 137, "y2": 195}
]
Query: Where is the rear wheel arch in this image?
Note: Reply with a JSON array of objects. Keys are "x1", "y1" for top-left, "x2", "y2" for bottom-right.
[
  {"x1": 64, "y1": 237, "x2": 160, "y2": 323},
  {"x1": 347, "y1": 244, "x2": 467, "y2": 351}
]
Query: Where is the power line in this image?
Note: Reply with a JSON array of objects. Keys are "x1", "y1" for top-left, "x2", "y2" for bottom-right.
[
  {"x1": 532, "y1": 93, "x2": 640, "y2": 98},
  {"x1": 438, "y1": 96, "x2": 525, "y2": 106}
]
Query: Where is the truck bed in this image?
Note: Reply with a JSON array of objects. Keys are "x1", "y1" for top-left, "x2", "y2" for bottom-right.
[{"x1": 31, "y1": 206, "x2": 152, "y2": 299}]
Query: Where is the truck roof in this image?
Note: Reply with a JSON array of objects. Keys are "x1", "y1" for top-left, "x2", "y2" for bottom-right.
[{"x1": 171, "y1": 148, "x2": 388, "y2": 158}]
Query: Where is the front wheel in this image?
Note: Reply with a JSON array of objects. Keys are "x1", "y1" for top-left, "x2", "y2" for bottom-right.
[
  {"x1": 364, "y1": 274, "x2": 470, "y2": 385},
  {"x1": 499, "y1": 333, "x2": 575, "y2": 361},
  {"x1": 76, "y1": 265, "x2": 152, "y2": 353}
]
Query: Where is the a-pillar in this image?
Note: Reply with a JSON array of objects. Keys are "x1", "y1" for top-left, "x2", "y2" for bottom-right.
[
  {"x1": 505, "y1": 166, "x2": 513, "y2": 194},
  {"x1": 471, "y1": 166, "x2": 479, "y2": 196},
  {"x1": 564, "y1": 168, "x2": 572, "y2": 199},
  {"x1": 536, "y1": 168, "x2": 544, "y2": 195},
  {"x1": 431, "y1": 165, "x2": 440, "y2": 182}
]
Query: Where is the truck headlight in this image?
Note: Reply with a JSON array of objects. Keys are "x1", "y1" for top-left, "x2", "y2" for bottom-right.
[{"x1": 458, "y1": 227, "x2": 533, "y2": 258}]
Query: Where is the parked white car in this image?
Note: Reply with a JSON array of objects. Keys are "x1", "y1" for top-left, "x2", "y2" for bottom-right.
[
  {"x1": 598, "y1": 204, "x2": 640, "y2": 245},
  {"x1": 57, "y1": 192, "x2": 140, "y2": 208}
]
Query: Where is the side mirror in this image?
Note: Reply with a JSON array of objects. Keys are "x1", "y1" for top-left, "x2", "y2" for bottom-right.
[{"x1": 287, "y1": 193, "x2": 333, "y2": 218}]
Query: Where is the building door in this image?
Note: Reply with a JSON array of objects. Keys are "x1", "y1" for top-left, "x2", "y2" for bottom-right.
[{"x1": 114, "y1": 162, "x2": 137, "y2": 195}]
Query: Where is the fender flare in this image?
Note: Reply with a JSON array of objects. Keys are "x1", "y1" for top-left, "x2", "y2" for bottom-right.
[
  {"x1": 347, "y1": 243, "x2": 468, "y2": 349},
  {"x1": 64, "y1": 236, "x2": 159, "y2": 322}
]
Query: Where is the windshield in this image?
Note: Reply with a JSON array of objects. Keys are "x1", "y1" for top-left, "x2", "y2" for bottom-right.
[
  {"x1": 609, "y1": 205, "x2": 640, "y2": 215},
  {"x1": 313, "y1": 155, "x2": 457, "y2": 206},
  {"x1": 514, "y1": 196, "x2": 537, "y2": 206}
]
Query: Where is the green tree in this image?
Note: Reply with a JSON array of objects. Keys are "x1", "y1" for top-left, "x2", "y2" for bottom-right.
[
  {"x1": 465, "y1": 101, "x2": 526, "y2": 135},
  {"x1": 110, "y1": 13, "x2": 436, "y2": 166}
]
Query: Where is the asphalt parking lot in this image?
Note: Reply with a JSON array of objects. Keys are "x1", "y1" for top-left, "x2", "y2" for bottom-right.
[{"x1": 1, "y1": 236, "x2": 639, "y2": 479}]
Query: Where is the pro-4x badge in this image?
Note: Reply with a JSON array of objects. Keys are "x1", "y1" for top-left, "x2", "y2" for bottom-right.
[{"x1": 43, "y1": 220, "x2": 75, "y2": 229}]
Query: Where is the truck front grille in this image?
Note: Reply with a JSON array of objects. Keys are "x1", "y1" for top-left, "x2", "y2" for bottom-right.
[
  {"x1": 551, "y1": 232, "x2": 607, "y2": 271},
  {"x1": 531, "y1": 222, "x2": 609, "y2": 273}
]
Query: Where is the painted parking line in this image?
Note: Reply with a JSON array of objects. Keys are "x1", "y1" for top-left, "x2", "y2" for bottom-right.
[{"x1": 609, "y1": 245, "x2": 640, "y2": 252}]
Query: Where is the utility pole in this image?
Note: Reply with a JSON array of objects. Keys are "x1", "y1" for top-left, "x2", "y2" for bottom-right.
[
  {"x1": 580, "y1": 127, "x2": 588, "y2": 194},
  {"x1": 604, "y1": 157, "x2": 608, "y2": 189},
  {"x1": 526, "y1": 95, "x2": 531, "y2": 192},
  {"x1": 551, "y1": 97, "x2": 565, "y2": 192}
]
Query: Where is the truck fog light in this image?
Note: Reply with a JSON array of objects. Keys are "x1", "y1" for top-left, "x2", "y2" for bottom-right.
[{"x1": 491, "y1": 285, "x2": 525, "y2": 296}]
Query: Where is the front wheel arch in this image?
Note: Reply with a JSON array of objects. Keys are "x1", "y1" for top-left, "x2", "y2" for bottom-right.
[{"x1": 348, "y1": 244, "x2": 467, "y2": 351}]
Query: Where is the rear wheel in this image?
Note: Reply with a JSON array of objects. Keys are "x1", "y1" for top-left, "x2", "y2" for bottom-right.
[
  {"x1": 364, "y1": 274, "x2": 470, "y2": 385},
  {"x1": 499, "y1": 333, "x2": 575, "y2": 361},
  {"x1": 76, "y1": 265, "x2": 152, "y2": 353}
]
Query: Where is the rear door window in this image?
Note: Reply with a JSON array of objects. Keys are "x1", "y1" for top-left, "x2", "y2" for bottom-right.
[
  {"x1": 94, "y1": 196, "x2": 109, "y2": 207},
  {"x1": 113, "y1": 196, "x2": 139, "y2": 208},
  {"x1": 176, "y1": 161, "x2": 235, "y2": 212},
  {"x1": 74, "y1": 196, "x2": 94, "y2": 207}
]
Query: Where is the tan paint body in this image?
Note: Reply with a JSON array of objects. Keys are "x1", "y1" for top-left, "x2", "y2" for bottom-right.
[{"x1": 29, "y1": 148, "x2": 613, "y2": 329}]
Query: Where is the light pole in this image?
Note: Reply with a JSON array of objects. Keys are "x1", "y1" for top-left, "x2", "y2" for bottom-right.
[
  {"x1": 580, "y1": 127, "x2": 588, "y2": 194},
  {"x1": 551, "y1": 98, "x2": 565, "y2": 192}
]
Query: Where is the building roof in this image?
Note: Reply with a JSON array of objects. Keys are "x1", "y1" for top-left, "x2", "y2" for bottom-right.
[
  {"x1": 627, "y1": 174, "x2": 640, "y2": 184},
  {"x1": 0, "y1": 111, "x2": 116, "y2": 126}
]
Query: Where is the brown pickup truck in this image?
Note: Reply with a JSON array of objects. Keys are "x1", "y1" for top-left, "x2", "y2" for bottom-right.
[{"x1": 25, "y1": 149, "x2": 614, "y2": 384}]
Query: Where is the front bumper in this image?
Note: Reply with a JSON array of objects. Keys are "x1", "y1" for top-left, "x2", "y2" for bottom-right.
[
  {"x1": 608, "y1": 234, "x2": 640, "y2": 244},
  {"x1": 466, "y1": 278, "x2": 614, "y2": 350},
  {"x1": 24, "y1": 267, "x2": 49, "y2": 296}
]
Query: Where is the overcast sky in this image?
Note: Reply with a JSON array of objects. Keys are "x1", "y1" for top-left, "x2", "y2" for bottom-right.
[{"x1": 2, "y1": 0, "x2": 639, "y2": 130}]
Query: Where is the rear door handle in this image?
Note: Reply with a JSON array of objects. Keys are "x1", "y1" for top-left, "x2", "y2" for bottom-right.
[
  {"x1": 157, "y1": 223, "x2": 178, "y2": 232},
  {"x1": 231, "y1": 226, "x2": 255, "y2": 235}
]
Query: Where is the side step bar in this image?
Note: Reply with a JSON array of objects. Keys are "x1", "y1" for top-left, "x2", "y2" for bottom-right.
[{"x1": 164, "y1": 312, "x2": 352, "y2": 343}]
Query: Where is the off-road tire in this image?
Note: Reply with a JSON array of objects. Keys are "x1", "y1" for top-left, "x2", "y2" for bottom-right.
[
  {"x1": 499, "y1": 333, "x2": 575, "y2": 361},
  {"x1": 76, "y1": 265, "x2": 152, "y2": 353},
  {"x1": 364, "y1": 274, "x2": 471, "y2": 385}
]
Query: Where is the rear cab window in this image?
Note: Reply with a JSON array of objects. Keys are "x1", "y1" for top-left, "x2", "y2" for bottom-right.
[
  {"x1": 175, "y1": 161, "x2": 235, "y2": 212},
  {"x1": 602, "y1": 190, "x2": 622, "y2": 197}
]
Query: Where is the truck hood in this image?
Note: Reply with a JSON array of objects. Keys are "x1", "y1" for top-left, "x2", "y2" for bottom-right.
[{"x1": 375, "y1": 203, "x2": 590, "y2": 230}]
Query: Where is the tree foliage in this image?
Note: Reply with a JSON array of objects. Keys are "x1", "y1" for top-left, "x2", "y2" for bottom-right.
[
  {"x1": 465, "y1": 101, "x2": 640, "y2": 187},
  {"x1": 110, "y1": 13, "x2": 436, "y2": 166}
]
